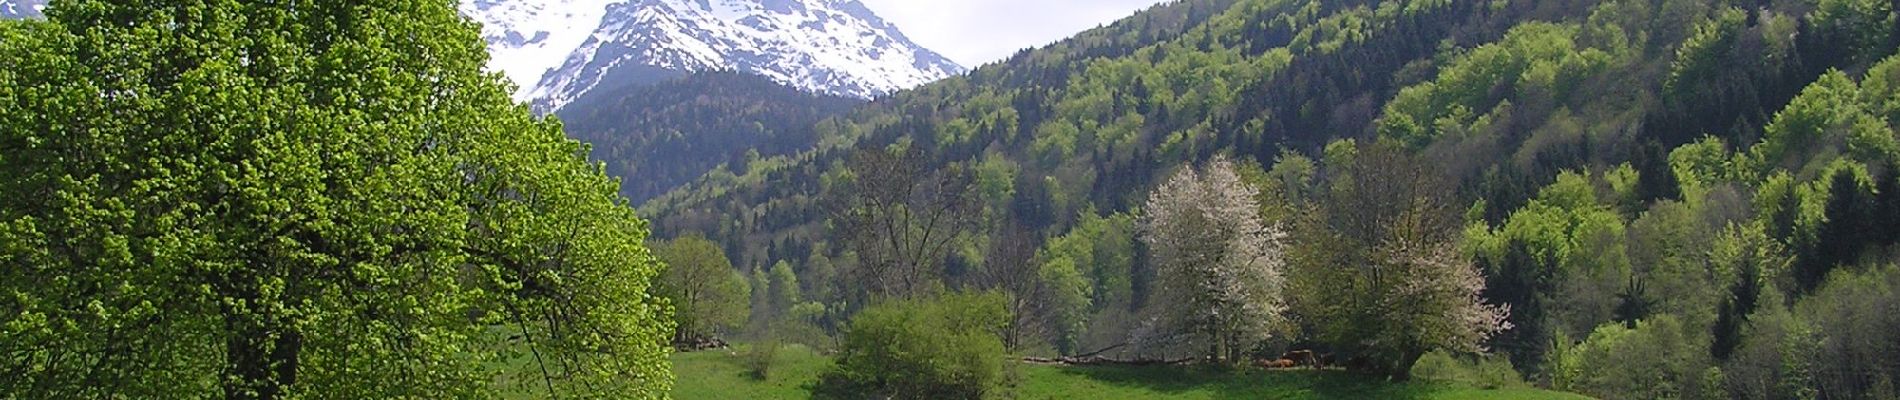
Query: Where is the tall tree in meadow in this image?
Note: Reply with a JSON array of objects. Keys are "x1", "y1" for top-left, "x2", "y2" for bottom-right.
[
  {"x1": 0, "y1": 1, "x2": 671, "y2": 398},
  {"x1": 653, "y1": 234, "x2": 751, "y2": 344},
  {"x1": 1141, "y1": 155, "x2": 1288, "y2": 362},
  {"x1": 1289, "y1": 142, "x2": 1510, "y2": 381},
  {"x1": 828, "y1": 145, "x2": 983, "y2": 300}
]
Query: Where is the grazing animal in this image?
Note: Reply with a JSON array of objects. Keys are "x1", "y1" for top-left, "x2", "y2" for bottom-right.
[
  {"x1": 1280, "y1": 350, "x2": 1321, "y2": 369},
  {"x1": 1253, "y1": 358, "x2": 1296, "y2": 369}
]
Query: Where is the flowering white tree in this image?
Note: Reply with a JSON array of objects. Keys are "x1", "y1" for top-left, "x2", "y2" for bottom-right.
[
  {"x1": 1374, "y1": 240, "x2": 1513, "y2": 362},
  {"x1": 1141, "y1": 156, "x2": 1287, "y2": 362}
]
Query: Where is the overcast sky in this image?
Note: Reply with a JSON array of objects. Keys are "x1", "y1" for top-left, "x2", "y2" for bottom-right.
[{"x1": 858, "y1": 0, "x2": 1169, "y2": 68}]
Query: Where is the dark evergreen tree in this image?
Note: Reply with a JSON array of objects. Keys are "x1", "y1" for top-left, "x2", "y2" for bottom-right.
[
  {"x1": 1484, "y1": 240, "x2": 1554, "y2": 379},
  {"x1": 1711, "y1": 252, "x2": 1762, "y2": 360},
  {"x1": 1800, "y1": 170, "x2": 1874, "y2": 293}
]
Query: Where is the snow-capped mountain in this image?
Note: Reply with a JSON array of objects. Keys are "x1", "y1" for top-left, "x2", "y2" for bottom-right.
[
  {"x1": 9, "y1": 0, "x2": 957, "y2": 111},
  {"x1": 462, "y1": 0, "x2": 624, "y2": 98},
  {"x1": 466, "y1": 0, "x2": 963, "y2": 112},
  {"x1": 0, "y1": 0, "x2": 46, "y2": 19}
]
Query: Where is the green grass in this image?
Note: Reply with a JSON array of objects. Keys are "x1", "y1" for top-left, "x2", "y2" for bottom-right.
[
  {"x1": 1014, "y1": 364, "x2": 1592, "y2": 400},
  {"x1": 672, "y1": 344, "x2": 832, "y2": 399},
  {"x1": 672, "y1": 346, "x2": 1593, "y2": 400}
]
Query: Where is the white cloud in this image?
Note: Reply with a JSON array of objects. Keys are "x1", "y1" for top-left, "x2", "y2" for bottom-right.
[{"x1": 858, "y1": 0, "x2": 1168, "y2": 67}]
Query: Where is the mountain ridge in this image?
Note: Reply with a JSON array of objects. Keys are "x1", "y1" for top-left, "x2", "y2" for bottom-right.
[{"x1": 462, "y1": 0, "x2": 963, "y2": 113}]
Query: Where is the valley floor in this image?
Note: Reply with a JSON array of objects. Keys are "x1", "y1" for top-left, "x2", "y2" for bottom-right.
[{"x1": 672, "y1": 345, "x2": 1593, "y2": 400}]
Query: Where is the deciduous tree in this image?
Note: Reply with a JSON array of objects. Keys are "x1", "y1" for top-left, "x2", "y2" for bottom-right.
[
  {"x1": 1290, "y1": 143, "x2": 1509, "y2": 380},
  {"x1": 0, "y1": 2, "x2": 671, "y2": 398},
  {"x1": 653, "y1": 235, "x2": 751, "y2": 343},
  {"x1": 1140, "y1": 155, "x2": 1287, "y2": 362}
]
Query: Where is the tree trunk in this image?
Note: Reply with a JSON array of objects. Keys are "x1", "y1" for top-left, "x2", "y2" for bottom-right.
[
  {"x1": 1389, "y1": 350, "x2": 1425, "y2": 382},
  {"x1": 1209, "y1": 326, "x2": 1224, "y2": 363}
]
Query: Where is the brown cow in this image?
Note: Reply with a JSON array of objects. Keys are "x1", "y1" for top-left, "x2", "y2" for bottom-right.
[
  {"x1": 1253, "y1": 358, "x2": 1296, "y2": 369},
  {"x1": 1279, "y1": 350, "x2": 1321, "y2": 369}
]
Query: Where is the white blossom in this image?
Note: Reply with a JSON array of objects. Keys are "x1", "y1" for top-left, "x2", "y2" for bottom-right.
[{"x1": 1140, "y1": 156, "x2": 1287, "y2": 360}]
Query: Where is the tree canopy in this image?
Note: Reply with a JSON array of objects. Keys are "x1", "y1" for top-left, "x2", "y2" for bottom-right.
[{"x1": 0, "y1": 1, "x2": 671, "y2": 398}]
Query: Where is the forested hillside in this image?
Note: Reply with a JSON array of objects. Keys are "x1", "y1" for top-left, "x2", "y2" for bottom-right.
[
  {"x1": 641, "y1": 0, "x2": 1900, "y2": 398},
  {"x1": 556, "y1": 71, "x2": 862, "y2": 203}
]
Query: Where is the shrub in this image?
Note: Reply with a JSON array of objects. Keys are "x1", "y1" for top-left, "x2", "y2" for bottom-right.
[
  {"x1": 1554, "y1": 315, "x2": 1718, "y2": 400},
  {"x1": 742, "y1": 339, "x2": 781, "y2": 381},
  {"x1": 814, "y1": 292, "x2": 1011, "y2": 399},
  {"x1": 1409, "y1": 350, "x2": 1527, "y2": 389}
]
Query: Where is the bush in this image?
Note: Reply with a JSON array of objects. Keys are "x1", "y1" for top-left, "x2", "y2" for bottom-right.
[
  {"x1": 1553, "y1": 315, "x2": 1719, "y2": 400},
  {"x1": 1409, "y1": 350, "x2": 1527, "y2": 389},
  {"x1": 814, "y1": 292, "x2": 1012, "y2": 399},
  {"x1": 742, "y1": 339, "x2": 781, "y2": 380}
]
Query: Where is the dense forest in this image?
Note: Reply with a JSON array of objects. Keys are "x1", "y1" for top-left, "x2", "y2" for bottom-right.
[
  {"x1": 638, "y1": 0, "x2": 1900, "y2": 398},
  {"x1": 556, "y1": 71, "x2": 862, "y2": 203}
]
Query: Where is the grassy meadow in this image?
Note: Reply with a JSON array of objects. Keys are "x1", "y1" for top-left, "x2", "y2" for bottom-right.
[{"x1": 671, "y1": 345, "x2": 1593, "y2": 400}]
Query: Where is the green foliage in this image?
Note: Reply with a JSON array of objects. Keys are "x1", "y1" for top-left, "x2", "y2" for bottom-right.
[
  {"x1": 0, "y1": 2, "x2": 671, "y2": 398},
  {"x1": 1410, "y1": 351, "x2": 1530, "y2": 390},
  {"x1": 743, "y1": 338, "x2": 783, "y2": 381},
  {"x1": 654, "y1": 235, "x2": 751, "y2": 341},
  {"x1": 1291, "y1": 144, "x2": 1508, "y2": 380},
  {"x1": 1378, "y1": 22, "x2": 1621, "y2": 147},
  {"x1": 622, "y1": 0, "x2": 1900, "y2": 397},
  {"x1": 1808, "y1": 0, "x2": 1897, "y2": 66},
  {"x1": 1728, "y1": 265, "x2": 1900, "y2": 400},
  {"x1": 816, "y1": 292, "x2": 1012, "y2": 399},
  {"x1": 1709, "y1": 223, "x2": 1792, "y2": 361},
  {"x1": 1750, "y1": 69, "x2": 1899, "y2": 180},
  {"x1": 1667, "y1": 8, "x2": 1747, "y2": 97},
  {"x1": 1469, "y1": 170, "x2": 1632, "y2": 338},
  {"x1": 1017, "y1": 366, "x2": 1587, "y2": 400},
  {"x1": 1035, "y1": 211, "x2": 1138, "y2": 354},
  {"x1": 1554, "y1": 315, "x2": 1718, "y2": 400}
]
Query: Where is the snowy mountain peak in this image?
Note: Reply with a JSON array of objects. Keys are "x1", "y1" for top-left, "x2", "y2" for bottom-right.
[
  {"x1": 510, "y1": 0, "x2": 964, "y2": 112},
  {"x1": 461, "y1": 0, "x2": 624, "y2": 97},
  {"x1": 11, "y1": 1, "x2": 957, "y2": 110}
]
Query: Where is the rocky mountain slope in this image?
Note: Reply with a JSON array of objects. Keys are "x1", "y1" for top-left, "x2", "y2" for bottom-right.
[{"x1": 461, "y1": 0, "x2": 963, "y2": 112}]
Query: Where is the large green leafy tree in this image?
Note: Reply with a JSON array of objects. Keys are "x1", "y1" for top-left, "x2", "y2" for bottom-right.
[
  {"x1": 0, "y1": 1, "x2": 671, "y2": 398},
  {"x1": 652, "y1": 234, "x2": 749, "y2": 343}
]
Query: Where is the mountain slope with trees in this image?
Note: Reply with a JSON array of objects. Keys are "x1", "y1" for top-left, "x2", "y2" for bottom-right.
[
  {"x1": 557, "y1": 71, "x2": 862, "y2": 203},
  {"x1": 641, "y1": 0, "x2": 1900, "y2": 398}
]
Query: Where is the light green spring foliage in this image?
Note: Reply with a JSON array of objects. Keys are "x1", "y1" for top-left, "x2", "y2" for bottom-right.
[
  {"x1": 1034, "y1": 211, "x2": 1137, "y2": 354},
  {"x1": 0, "y1": 1, "x2": 670, "y2": 398},
  {"x1": 1750, "y1": 70, "x2": 1898, "y2": 180},
  {"x1": 1666, "y1": 8, "x2": 1747, "y2": 97},
  {"x1": 1410, "y1": 350, "x2": 1529, "y2": 390},
  {"x1": 654, "y1": 235, "x2": 750, "y2": 340},
  {"x1": 1554, "y1": 315, "x2": 1718, "y2": 400},
  {"x1": 818, "y1": 292, "x2": 1011, "y2": 400},
  {"x1": 1378, "y1": 21, "x2": 1624, "y2": 147},
  {"x1": 1466, "y1": 170, "x2": 1631, "y2": 336}
]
